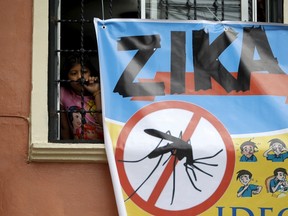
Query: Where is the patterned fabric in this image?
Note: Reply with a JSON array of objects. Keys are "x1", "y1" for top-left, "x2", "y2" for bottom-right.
[{"x1": 60, "y1": 87, "x2": 103, "y2": 141}]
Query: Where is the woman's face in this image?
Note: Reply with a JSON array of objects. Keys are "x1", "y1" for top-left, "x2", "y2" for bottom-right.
[
  {"x1": 68, "y1": 63, "x2": 91, "y2": 93},
  {"x1": 72, "y1": 112, "x2": 82, "y2": 129}
]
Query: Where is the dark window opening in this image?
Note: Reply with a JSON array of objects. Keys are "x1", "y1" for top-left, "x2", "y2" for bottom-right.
[
  {"x1": 48, "y1": 0, "x2": 139, "y2": 143},
  {"x1": 257, "y1": 0, "x2": 283, "y2": 22}
]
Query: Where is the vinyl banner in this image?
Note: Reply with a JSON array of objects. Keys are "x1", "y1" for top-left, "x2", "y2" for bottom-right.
[{"x1": 94, "y1": 19, "x2": 288, "y2": 216}]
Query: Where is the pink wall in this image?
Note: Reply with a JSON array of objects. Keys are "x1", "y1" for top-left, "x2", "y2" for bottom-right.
[{"x1": 0, "y1": 1, "x2": 118, "y2": 215}]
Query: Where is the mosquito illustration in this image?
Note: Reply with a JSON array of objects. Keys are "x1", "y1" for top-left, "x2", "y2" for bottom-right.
[{"x1": 119, "y1": 128, "x2": 223, "y2": 205}]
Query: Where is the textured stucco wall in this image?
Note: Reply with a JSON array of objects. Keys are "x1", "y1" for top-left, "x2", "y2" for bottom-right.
[{"x1": 0, "y1": 1, "x2": 117, "y2": 215}]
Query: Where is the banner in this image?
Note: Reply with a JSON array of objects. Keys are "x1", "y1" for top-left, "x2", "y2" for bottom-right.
[{"x1": 94, "y1": 19, "x2": 288, "y2": 216}]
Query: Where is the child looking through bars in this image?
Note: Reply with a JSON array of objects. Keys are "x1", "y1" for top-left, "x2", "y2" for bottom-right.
[{"x1": 60, "y1": 54, "x2": 103, "y2": 142}]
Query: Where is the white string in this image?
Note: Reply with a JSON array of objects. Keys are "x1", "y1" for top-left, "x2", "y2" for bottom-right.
[{"x1": 206, "y1": 6, "x2": 221, "y2": 22}]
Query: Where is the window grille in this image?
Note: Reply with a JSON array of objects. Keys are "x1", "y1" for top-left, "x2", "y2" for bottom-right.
[
  {"x1": 48, "y1": 0, "x2": 128, "y2": 142},
  {"x1": 146, "y1": 0, "x2": 243, "y2": 21},
  {"x1": 48, "y1": 0, "x2": 258, "y2": 143}
]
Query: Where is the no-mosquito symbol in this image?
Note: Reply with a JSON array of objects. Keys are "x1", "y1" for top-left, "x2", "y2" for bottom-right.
[{"x1": 116, "y1": 101, "x2": 235, "y2": 216}]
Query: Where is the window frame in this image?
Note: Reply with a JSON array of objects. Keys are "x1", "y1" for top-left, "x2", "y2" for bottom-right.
[
  {"x1": 143, "y1": 0, "x2": 253, "y2": 21},
  {"x1": 29, "y1": 0, "x2": 106, "y2": 162}
]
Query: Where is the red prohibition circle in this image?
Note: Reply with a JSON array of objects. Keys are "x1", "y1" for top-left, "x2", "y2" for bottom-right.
[{"x1": 115, "y1": 101, "x2": 235, "y2": 215}]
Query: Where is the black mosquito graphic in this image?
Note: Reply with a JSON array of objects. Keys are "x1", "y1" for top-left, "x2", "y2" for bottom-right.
[{"x1": 118, "y1": 128, "x2": 223, "y2": 205}]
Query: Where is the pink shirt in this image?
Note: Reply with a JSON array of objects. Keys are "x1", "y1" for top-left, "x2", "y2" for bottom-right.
[{"x1": 60, "y1": 87, "x2": 103, "y2": 141}]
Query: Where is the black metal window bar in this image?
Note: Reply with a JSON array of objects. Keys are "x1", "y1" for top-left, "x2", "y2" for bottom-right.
[
  {"x1": 48, "y1": 0, "x2": 252, "y2": 142},
  {"x1": 150, "y1": 0, "x2": 247, "y2": 21}
]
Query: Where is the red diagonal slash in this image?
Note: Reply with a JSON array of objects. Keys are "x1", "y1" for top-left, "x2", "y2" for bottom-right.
[
  {"x1": 116, "y1": 101, "x2": 234, "y2": 215},
  {"x1": 147, "y1": 113, "x2": 201, "y2": 205}
]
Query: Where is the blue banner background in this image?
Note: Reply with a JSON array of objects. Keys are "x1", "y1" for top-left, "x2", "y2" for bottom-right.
[{"x1": 95, "y1": 19, "x2": 288, "y2": 135}]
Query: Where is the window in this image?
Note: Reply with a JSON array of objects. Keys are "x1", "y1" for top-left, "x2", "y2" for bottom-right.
[
  {"x1": 48, "y1": 0, "x2": 138, "y2": 144},
  {"x1": 145, "y1": 0, "x2": 244, "y2": 21},
  {"x1": 30, "y1": 0, "x2": 109, "y2": 162},
  {"x1": 253, "y1": 0, "x2": 284, "y2": 23},
  {"x1": 30, "y1": 0, "x2": 139, "y2": 162},
  {"x1": 29, "y1": 0, "x2": 282, "y2": 162}
]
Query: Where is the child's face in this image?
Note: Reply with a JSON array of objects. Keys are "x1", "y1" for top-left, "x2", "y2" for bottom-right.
[
  {"x1": 242, "y1": 144, "x2": 255, "y2": 157},
  {"x1": 68, "y1": 63, "x2": 91, "y2": 93},
  {"x1": 271, "y1": 143, "x2": 284, "y2": 155},
  {"x1": 276, "y1": 172, "x2": 286, "y2": 181},
  {"x1": 239, "y1": 174, "x2": 251, "y2": 185}
]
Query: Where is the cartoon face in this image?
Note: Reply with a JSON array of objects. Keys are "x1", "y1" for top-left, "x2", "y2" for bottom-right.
[
  {"x1": 242, "y1": 145, "x2": 255, "y2": 158},
  {"x1": 271, "y1": 142, "x2": 284, "y2": 155},
  {"x1": 72, "y1": 112, "x2": 82, "y2": 130},
  {"x1": 276, "y1": 171, "x2": 286, "y2": 181},
  {"x1": 239, "y1": 174, "x2": 251, "y2": 185},
  {"x1": 83, "y1": 124, "x2": 98, "y2": 140},
  {"x1": 85, "y1": 128, "x2": 96, "y2": 139}
]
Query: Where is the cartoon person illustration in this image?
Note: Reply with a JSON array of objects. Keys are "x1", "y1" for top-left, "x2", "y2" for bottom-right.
[
  {"x1": 263, "y1": 138, "x2": 288, "y2": 162},
  {"x1": 68, "y1": 106, "x2": 84, "y2": 139},
  {"x1": 83, "y1": 123, "x2": 103, "y2": 140},
  {"x1": 239, "y1": 139, "x2": 258, "y2": 162},
  {"x1": 236, "y1": 170, "x2": 262, "y2": 197},
  {"x1": 267, "y1": 167, "x2": 288, "y2": 198},
  {"x1": 67, "y1": 106, "x2": 103, "y2": 140}
]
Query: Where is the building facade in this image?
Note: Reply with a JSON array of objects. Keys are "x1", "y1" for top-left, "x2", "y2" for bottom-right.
[{"x1": 0, "y1": 1, "x2": 287, "y2": 215}]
